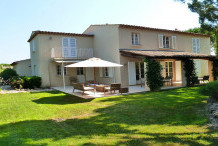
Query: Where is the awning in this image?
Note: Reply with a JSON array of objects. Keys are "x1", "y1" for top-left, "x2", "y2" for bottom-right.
[{"x1": 120, "y1": 49, "x2": 216, "y2": 60}]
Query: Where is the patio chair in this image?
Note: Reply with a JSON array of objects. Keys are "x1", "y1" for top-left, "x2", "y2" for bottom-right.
[
  {"x1": 105, "y1": 83, "x2": 121, "y2": 93},
  {"x1": 96, "y1": 85, "x2": 109, "y2": 95},
  {"x1": 199, "y1": 75, "x2": 209, "y2": 83},
  {"x1": 163, "y1": 76, "x2": 173, "y2": 86},
  {"x1": 72, "y1": 83, "x2": 94, "y2": 95}
]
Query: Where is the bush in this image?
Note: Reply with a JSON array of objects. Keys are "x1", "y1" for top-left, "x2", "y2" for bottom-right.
[
  {"x1": 9, "y1": 76, "x2": 42, "y2": 89},
  {"x1": 144, "y1": 58, "x2": 164, "y2": 91},
  {"x1": 10, "y1": 76, "x2": 24, "y2": 89},
  {"x1": 199, "y1": 81, "x2": 218, "y2": 98},
  {"x1": 0, "y1": 68, "x2": 18, "y2": 81},
  {"x1": 22, "y1": 76, "x2": 42, "y2": 89},
  {"x1": 182, "y1": 59, "x2": 196, "y2": 87}
]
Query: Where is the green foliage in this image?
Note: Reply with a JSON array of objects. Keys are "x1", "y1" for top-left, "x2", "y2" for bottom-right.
[
  {"x1": 10, "y1": 76, "x2": 24, "y2": 89},
  {"x1": 183, "y1": 59, "x2": 197, "y2": 86},
  {"x1": 212, "y1": 59, "x2": 218, "y2": 80},
  {"x1": 9, "y1": 76, "x2": 42, "y2": 89},
  {"x1": 22, "y1": 76, "x2": 42, "y2": 89},
  {"x1": 178, "y1": 0, "x2": 218, "y2": 55},
  {"x1": 0, "y1": 68, "x2": 18, "y2": 81},
  {"x1": 144, "y1": 58, "x2": 164, "y2": 91},
  {"x1": 199, "y1": 81, "x2": 218, "y2": 98}
]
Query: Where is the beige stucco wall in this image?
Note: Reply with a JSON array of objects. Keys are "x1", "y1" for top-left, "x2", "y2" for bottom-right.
[
  {"x1": 30, "y1": 34, "x2": 93, "y2": 87},
  {"x1": 84, "y1": 25, "x2": 121, "y2": 84},
  {"x1": 118, "y1": 27, "x2": 211, "y2": 85},
  {"x1": 13, "y1": 59, "x2": 32, "y2": 76}
]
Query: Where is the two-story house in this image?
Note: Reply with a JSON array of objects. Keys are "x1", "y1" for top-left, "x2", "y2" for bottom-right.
[{"x1": 12, "y1": 24, "x2": 214, "y2": 87}]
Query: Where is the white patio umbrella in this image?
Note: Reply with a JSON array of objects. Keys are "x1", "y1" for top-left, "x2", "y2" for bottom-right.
[{"x1": 65, "y1": 57, "x2": 123, "y2": 86}]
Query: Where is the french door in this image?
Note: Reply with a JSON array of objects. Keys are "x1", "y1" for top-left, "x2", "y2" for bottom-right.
[
  {"x1": 164, "y1": 62, "x2": 173, "y2": 78},
  {"x1": 135, "y1": 62, "x2": 145, "y2": 84}
]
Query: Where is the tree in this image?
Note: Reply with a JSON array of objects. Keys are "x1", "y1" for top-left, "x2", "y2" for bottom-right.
[
  {"x1": 176, "y1": 0, "x2": 218, "y2": 55},
  {"x1": 182, "y1": 59, "x2": 197, "y2": 86},
  {"x1": 0, "y1": 68, "x2": 18, "y2": 81},
  {"x1": 143, "y1": 58, "x2": 164, "y2": 91}
]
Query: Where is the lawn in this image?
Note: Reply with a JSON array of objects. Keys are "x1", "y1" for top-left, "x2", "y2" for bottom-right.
[{"x1": 0, "y1": 87, "x2": 217, "y2": 145}]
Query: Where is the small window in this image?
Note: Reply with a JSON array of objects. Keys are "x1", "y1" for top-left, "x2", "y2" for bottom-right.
[
  {"x1": 77, "y1": 67, "x2": 84, "y2": 75},
  {"x1": 104, "y1": 67, "x2": 109, "y2": 77},
  {"x1": 57, "y1": 65, "x2": 66, "y2": 75},
  {"x1": 32, "y1": 40, "x2": 35, "y2": 52},
  {"x1": 192, "y1": 38, "x2": 200, "y2": 53},
  {"x1": 131, "y1": 33, "x2": 140, "y2": 45},
  {"x1": 163, "y1": 36, "x2": 170, "y2": 48}
]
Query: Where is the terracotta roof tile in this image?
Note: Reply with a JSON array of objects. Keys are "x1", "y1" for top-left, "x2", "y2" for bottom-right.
[{"x1": 27, "y1": 31, "x2": 94, "y2": 42}]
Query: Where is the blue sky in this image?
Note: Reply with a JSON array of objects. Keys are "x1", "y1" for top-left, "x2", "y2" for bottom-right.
[{"x1": 0, "y1": 0, "x2": 200, "y2": 64}]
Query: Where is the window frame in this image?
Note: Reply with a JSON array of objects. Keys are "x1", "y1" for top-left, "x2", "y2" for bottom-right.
[
  {"x1": 57, "y1": 65, "x2": 67, "y2": 76},
  {"x1": 77, "y1": 67, "x2": 84, "y2": 75},
  {"x1": 131, "y1": 33, "x2": 140, "y2": 45},
  {"x1": 163, "y1": 36, "x2": 170, "y2": 49}
]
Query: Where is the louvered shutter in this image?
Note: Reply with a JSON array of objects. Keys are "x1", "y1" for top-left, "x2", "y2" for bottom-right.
[
  {"x1": 192, "y1": 38, "x2": 197, "y2": 53},
  {"x1": 108, "y1": 67, "x2": 113, "y2": 77},
  {"x1": 99, "y1": 68, "x2": 103, "y2": 77},
  {"x1": 62, "y1": 38, "x2": 69, "y2": 57},
  {"x1": 69, "y1": 38, "x2": 77, "y2": 57},
  {"x1": 196, "y1": 39, "x2": 200, "y2": 53},
  {"x1": 32, "y1": 40, "x2": 35, "y2": 52},
  {"x1": 172, "y1": 36, "x2": 177, "y2": 49},
  {"x1": 158, "y1": 34, "x2": 163, "y2": 48}
]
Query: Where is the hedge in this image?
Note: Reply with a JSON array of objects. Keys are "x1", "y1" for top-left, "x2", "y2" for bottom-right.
[
  {"x1": 199, "y1": 81, "x2": 218, "y2": 100},
  {"x1": 10, "y1": 76, "x2": 42, "y2": 89}
]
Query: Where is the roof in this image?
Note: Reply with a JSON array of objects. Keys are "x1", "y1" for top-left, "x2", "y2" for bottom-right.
[
  {"x1": 120, "y1": 49, "x2": 215, "y2": 60},
  {"x1": 11, "y1": 59, "x2": 31, "y2": 66},
  {"x1": 89, "y1": 24, "x2": 210, "y2": 37},
  {"x1": 28, "y1": 31, "x2": 94, "y2": 42}
]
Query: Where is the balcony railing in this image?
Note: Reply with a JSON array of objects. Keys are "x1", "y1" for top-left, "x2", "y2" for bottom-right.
[{"x1": 51, "y1": 48, "x2": 93, "y2": 59}]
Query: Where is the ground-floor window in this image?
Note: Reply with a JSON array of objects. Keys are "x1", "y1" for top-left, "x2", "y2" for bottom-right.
[
  {"x1": 164, "y1": 62, "x2": 173, "y2": 77},
  {"x1": 77, "y1": 67, "x2": 84, "y2": 75},
  {"x1": 57, "y1": 65, "x2": 66, "y2": 75},
  {"x1": 135, "y1": 62, "x2": 145, "y2": 80}
]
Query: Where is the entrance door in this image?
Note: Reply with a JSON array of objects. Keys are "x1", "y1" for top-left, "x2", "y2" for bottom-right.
[
  {"x1": 164, "y1": 62, "x2": 173, "y2": 78},
  {"x1": 136, "y1": 62, "x2": 145, "y2": 84}
]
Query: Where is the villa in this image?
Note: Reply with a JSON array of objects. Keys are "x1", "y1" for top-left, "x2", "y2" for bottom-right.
[{"x1": 12, "y1": 24, "x2": 214, "y2": 89}]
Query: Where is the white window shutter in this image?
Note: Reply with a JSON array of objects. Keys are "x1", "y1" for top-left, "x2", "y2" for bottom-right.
[
  {"x1": 197, "y1": 39, "x2": 200, "y2": 53},
  {"x1": 158, "y1": 34, "x2": 163, "y2": 48},
  {"x1": 172, "y1": 36, "x2": 177, "y2": 49},
  {"x1": 192, "y1": 38, "x2": 196, "y2": 53},
  {"x1": 99, "y1": 68, "x2": 103, "y2": 77},
  {"x1": 108, "y1": 68, "x2": 113, "y2": 78}
]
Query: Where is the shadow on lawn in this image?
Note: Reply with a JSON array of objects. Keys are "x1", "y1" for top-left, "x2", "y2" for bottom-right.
[
  {"x1": 0, "y1": 87, "x2": 217, "y2": 145},
  {"x1": 32, "y1": 91, "x2": 93, "y2": 104}
]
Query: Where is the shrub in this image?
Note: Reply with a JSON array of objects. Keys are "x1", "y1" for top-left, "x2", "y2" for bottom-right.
[
  {"x1": 182, "y1": 59, "x2": 196, "y2": 87},
  {"x1": 21, "y1": 76, "x2": 42, "y2": 89},
  {"x1": 10, "y1": 76, "x2": 24, "y2": 89},
  {"x1": 144, "y1": 58, "x2": 164, "y2": 91},
  {"x1": 9, "y1": 76, "x2": 42, "y2": 89},
  {"x1": 199, "y1": 81, "x2": 218, "y2": 98},
  {"x1": 0, "y1": 68, "x2": 18, "y2": 81}
]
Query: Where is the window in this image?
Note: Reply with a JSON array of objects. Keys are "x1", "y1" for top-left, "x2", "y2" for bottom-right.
[
  {"x1": 135, "y1": 62, "x2": 145, "y2": 80},
  {"x1": 163, "y1": 36, "x2": 170, "y2": 48},
  {"x1": 164, "y1": 62, "x2": 173, "y2": 77},
  {"x1": 77, "y1": 67, "x2": 84, "y2": 75},
  {"x1": 192, "y1": 38, "x2": 200, "y2": 53},
  {"x1": 32, "y1": 40, "x2": 35, "y2": 52},
  {"x1": 104, "y1": 67, "x2": 109, "y2": 77},
  {"x1": 62, "y1": 37, "x2": 77, "y2": 57},
  {"x1": 57, "y1": 65, "x2": 66, "y2": 75},
  {"x1": 131, "y1": 33, "x2": 140, "y2": 45}
]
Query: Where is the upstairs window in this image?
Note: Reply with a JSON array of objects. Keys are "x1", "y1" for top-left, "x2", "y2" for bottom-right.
[
  {"x1": 32, "y1": 40, "x2": 35, "y2": 52},
  {"x1": 77, "y1": 67, "x2": 84, "y2": 75},
  {"x1": 131, "y1": 33, "x2": 140, "y2": 45},
  {"x1": 57, "y1": 65, "x2": 66, "y2": 75},
  {"x1": 192, "y1": 38, "x2": 200, "y2": 53},
  {"x1": 62, "y1": 37, "x2": 77, "y2": 57},
  {"x1": 163, "y1": 36, "x2": 170, "y2": 48}
]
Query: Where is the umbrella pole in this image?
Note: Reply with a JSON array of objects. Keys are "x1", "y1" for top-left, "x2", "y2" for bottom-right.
[
  {"x1": 94, "y1": 67, "x2": 96, "y2": 84},
  {"x1": 62, "y1": 61, "x2": 66, "y2": 90}
]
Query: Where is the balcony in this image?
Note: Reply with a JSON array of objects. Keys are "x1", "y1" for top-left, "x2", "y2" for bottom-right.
[{"x1": 51, "y1": 48, "x2": 93, "y2": 59}]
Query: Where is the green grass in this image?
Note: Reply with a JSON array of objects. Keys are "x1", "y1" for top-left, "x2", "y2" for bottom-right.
[{"x1": 0, "y1": 87, "x2": 217, "y2": 145}]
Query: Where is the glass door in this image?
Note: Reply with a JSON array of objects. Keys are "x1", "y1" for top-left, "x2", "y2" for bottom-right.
[
  {"x1": 135, "y1": 62, "x2": 145, "y2": 84},
  {"x1": 165, "y1": 62, "x2": 173, "y2": 78}
]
